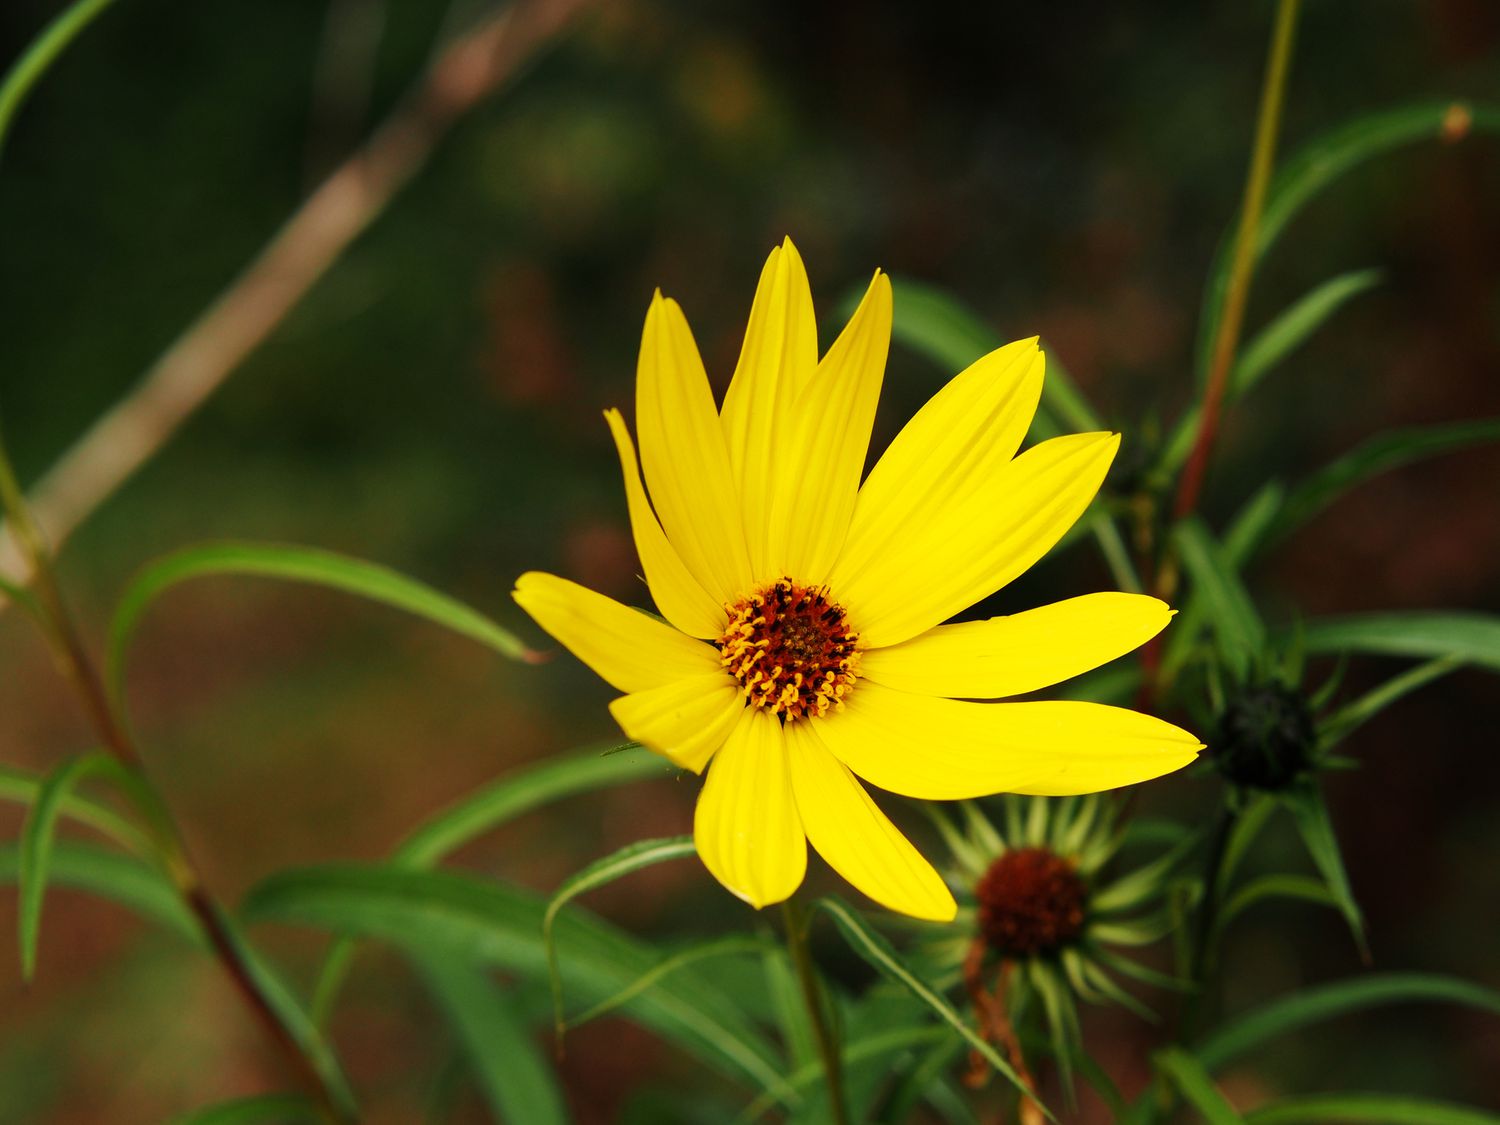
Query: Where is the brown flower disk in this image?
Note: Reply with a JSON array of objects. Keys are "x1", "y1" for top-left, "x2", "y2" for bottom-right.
[{"x1": 976, "y1": 847, "x2": 1088, "y2": 958}]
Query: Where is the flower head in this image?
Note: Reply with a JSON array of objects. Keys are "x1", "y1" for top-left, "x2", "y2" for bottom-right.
[{"x1": 514, "y1": 238, "x2": 1201, "y2": 920}]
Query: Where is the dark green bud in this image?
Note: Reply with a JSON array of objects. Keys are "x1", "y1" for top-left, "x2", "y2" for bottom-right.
[{"x1": 1212, "y1": 680, "x2": 1316, "y2": 790}]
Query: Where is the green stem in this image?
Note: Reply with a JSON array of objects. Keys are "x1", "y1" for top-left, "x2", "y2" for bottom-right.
[
  {"x1": 1173, "y1": 0, "x2": 1302, "y2": 522},
  {"x1": 782, "y1": 899, "x2": 849, "y2": 1125},
  {"x1": 1181, "y1": 801, "x2": 1241, "y2": 1041}
]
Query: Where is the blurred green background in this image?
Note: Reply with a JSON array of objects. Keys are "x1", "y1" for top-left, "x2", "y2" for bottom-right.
[{"x1": 1, "y1": 1, "x2": 1498, "y2": 1121}]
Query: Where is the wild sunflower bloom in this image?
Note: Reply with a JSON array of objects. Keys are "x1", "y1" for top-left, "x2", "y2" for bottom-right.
[{"x1": 514, "y1": 238, "x2": 1201, "y2": 921}]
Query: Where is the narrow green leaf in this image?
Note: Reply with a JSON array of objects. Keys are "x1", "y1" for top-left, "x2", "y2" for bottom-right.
[
  {"x1": 1215, "y1": 874, "x2": 1337, "y2": 934},
  {"x1": 168, "y1": 1094, "x2": 320, "y2": 1125},
  {"x1": 1244, "y1": 1094, "x2": 1500, "y2": 1124},
  {"x1": 108, "y1": 540, "x2": 538, "y2": 709},
  {"x1": 17, "y1": 751, "x2": 139, "y2": 979},
  {"x1": 1300, "y1": 612, "x2": 1500, "y2": 672},
  {"x1": 544, "y1": 837, "x2": 697, "y2": 1036},
  {"x1": 1283, "y1": 783, "x2": 1366, "y2": 955},
  {"x1": 1164, "y1": 269, "x2": 1383, "y2": 471},
  {"x1": 1172, "y1": 518, "x2": 1266, "y2": 681},
  {"x1": 567, "y1": 935, "x2": 769, "y2": 1031},
  {"x1": 1155, "y1": 1047, "x2": 1245, "y2": 1124},
  {"x1": 1197, "y1": 972, "x2": 1500, "y2": 1072},
  {"x1": 0, "y1": 839, "x2": 199, "y2": 940},
  {"x1": 412, "y1": 955, "x2": 567, "y2": 1125},
  {"x1": 1196, "y1": 100, "x2": 1500, "y2": 381},
  {"x1": 1266, "y1": 418, "x2": 1500, "y2": 550},
  {"x1": 0, "y1": 762, "x2": 150, "y2": 854},
  {"x1": 1216, "y1": 793, "x2": 1278, "y2": 896},
  {"x1": 0, "y1": 0, "x2": 119, "y2": 166},
  {"x1": 244, "y1": 863, "x2": 792, "y2": 1104},
  {"x1": 815, "y1": 896, "x2": 1049, "y2": 1119},
  {"x1": 1319, "y1": 656, "x2": 1463, "y2": 749}
]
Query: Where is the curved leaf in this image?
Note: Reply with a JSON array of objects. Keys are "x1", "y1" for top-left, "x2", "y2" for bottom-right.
[
  {"x1": 0, "y1": 0, "x2": 119, "y2": 165},
  {"x1": 0, "y1": 838, "x2": 198, "y2": 940},
  {"x1": 567, "y1": 935, "x2": 770, "y2": 1032},
  {"x1": 815, "y1": 896, "x2": 1047, "y2": 1118},
  {"x1": 1215, "y1": 874, "x2": 1337, "y2": 934},
  {"x1": 108, "y1": 540, "x2": 539, "y2": 708},
  {"x1": 1172, "y1": 518, "x2": 1266, "y2": 681},
  {"x1": 544, "y1": 836, "x2": 698, "y2": 1036},
  {"x1": 1245, "y1": 1094, "x2": 1500, "y2": 1124},
  {"x1": 1155, "y1": 1048, "x2": 1245, "y2": 1124},
  {"x1": 1318, "y1": 656, "x2": 1463, "y2": 749},
  {"x1": 1197, "y1": 972, "x2": 1500, "y2": 1071},
  {"x1": 168, "y1": 1094, "x2": 320, "y2": 1125},
  {"x1": 1299, "y1": 612, "x2": 1500, "y2": 673},
  {"x1": 0, "y1": 762, "x2": 150, "y2": 854},
  {"x1": 412, "y1": 954, "x2": 567, "y2": 1125},
  {"x1": 243, "y1": 863, "x2": 794, "y2": 1106}
]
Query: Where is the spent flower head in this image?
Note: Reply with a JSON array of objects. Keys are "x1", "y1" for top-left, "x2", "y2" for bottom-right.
[{"x1": 515, "y1": 238, "x2": 1202, "y2": 919}]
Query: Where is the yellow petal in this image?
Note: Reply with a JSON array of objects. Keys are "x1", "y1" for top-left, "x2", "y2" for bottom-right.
[
  {"x1": 830, "y1": 339, "x2": 1043, "y2": 605},
  {"x1": 609, "y1": 675, "x2": 744, "y2": 774},
  {"x1": 513, "y1": 571, "x2": 723, "y2": 693},
  {"x1": 771, "y1": 271, "x2": 893, "y2": 585},
  {"x1": 860, "y1": 593, "x2": 1174, "y2": 698},
  {"x1": 814, "y1": 683, "x2": 1201, "y2": 800},
  {"x1": 694, "y1": 707, "x2": 806, "y2": 908},
  {"x1": 785, "y1": 721, "x2": 955, "y2": 921},
  {"x1": 834, "y1": 430, "x2": 1120, "y2": 648},
  {"x1": 605, "y1": 408, "x2": 726, "y2": 639},
  {"x1": 720, "y1": 238, "x2": 818, "y2": 582},
  {"x1": 637, "y1": 294, "x2": 753, "y2": 603}
]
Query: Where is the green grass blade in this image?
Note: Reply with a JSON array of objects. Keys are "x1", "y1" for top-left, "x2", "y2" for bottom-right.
[
  {"x1": 1244, "y1": 1094, "x2": 1500, "y2": 1124},
  {"x1": 1266, "y1": 418, "x2": 1500, "y2": 549},
  {"x1": 1163, "y1": 268, "x2": 1383, "y2": 471},
  {"x1": 412, "y1": 955, "x2": 568, "y2": 1125},
  {"x1": 0, "y1": 0, "x2": 119, "y2": 166},
  {"x1": 1215, "y1": 874, "x2": 1336, "y2": 934},
  {"x1": 1283, "y1": 782, "x2": 1366, "y2": 956},
  {"x1": 107, "y1": 540, "x2": 539, "y2": 709},
  {"x1": 1172, "y1": 518, "x2": 1266, "y2": 681},
  {"x1": 567, "y1": 935, "x2": 769, "y2": 1031},
  {"x1": 1196, "y1": 972, "x2": 1500, "y2": 1072},
  {"x1": 1318, "y1": 656, "x2": 1463, "y2": 749},
  {"x1": 1195, "y1": 100, "x2": 1500, "y2": 381},
  {"x1": 1155, "y1": 1048, "x2": 1245, "y2": 1124},
  {"x1": 0, "y1": 762, "x2": 150, "y2": 854},
  {"x1": 1299, "y1": 611, "x2": 1500, "y2": 672},
  {"x1": 0, "y1": 838, "x2": 199, "y2": 940},
  {"x1": 544, "y1": 837, "x2": 697, "y2": 1037},
  {"x1": 243, "y1": 863, "x2": 793, "y2": 1105},
  {"x1": 815, "y1": 896, "x2": 1050, "y2": 1119},
  {"x1": 168, "y1": 1094, "x2": 321, "y2": 1125},
  {"x1": 17, "y1": 751, "x2": 137, "y2": 979}
]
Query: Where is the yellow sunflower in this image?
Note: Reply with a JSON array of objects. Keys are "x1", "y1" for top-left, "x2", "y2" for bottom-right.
[{"x1": 514, "y1": 238, "x2": 1201, "y2": 922}]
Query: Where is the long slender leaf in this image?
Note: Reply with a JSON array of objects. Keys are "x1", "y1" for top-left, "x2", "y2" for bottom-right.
[
  {"x1": 108, "y1": 540, "x2": 538, "y2": 708},
  {"x1": 1197, "y1": 972, "x2": 1500, "y2": 1072},
  {"x1": 1245, "y1": 1094, "x2": 1500, "y2": 1124},
  {"x1": 412, "y1": 954, "x2": 568, "y2": 1125},
  {"x1": 1196, "y1": 100, "x2": 1500, "y2": 380},
  {"x1": 568, "y1": 935, "x2": 769, "y2": 1031},
  {"x1": 0, "y1": 762, "x2": 149, "y2": 854},
  {"x1": 1299, "y1": 612, "x2": 1500, "y2": 673},
  {"x1": 1215, "y1": 874, "x2": 1337, "y2": 934},
  {"x1": 168, "y1": 1094, "x2": 320, "y2": 1125},
  {"x1": 815, "y1": 896, "x2": 1047, "y2": 1118},
  {"x1": 1155, "y1": 1048, "x2": 1245, "y2": 1124},
  {"x1": 1283, "y1": 783, "x2": 1366, "y2": 955},
  {"x1": 17, "y1": 752, "x2": 139, "y2": 978},
  {"x1": 1172, "y1": 518, "x2": 1266, "y2": 681},
  {"x1": 1319, "y1": 656, "x2": 1463, "y2": 749},
  {"x1": 544, "y1": 837, "x2": 697, "y2": 1035},
  {"x1": 1163, "y1": 269, "x2": 1383, "y2": 471},
  {"x1": 0, "y1": 0, "x2": 119, "y2": 165},
  {"x1": 0, "y1": 839, "x2": 198, "y2": 940},
  {"x1": 244, "y1": 863, "x2": 794, "y2": 1106}
]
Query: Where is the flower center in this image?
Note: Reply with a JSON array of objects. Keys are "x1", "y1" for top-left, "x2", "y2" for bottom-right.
[
  {"x1": 976, "y1": 847, "x2": 1087, "y2": 958},
  {"x1": 718, "y1": 579, "x2": 860, "y2": 721}
]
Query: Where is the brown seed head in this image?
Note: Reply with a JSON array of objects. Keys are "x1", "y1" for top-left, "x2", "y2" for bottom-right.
[{"x1": 976, "y1": 847, "x2": 1088, "y2": 958}]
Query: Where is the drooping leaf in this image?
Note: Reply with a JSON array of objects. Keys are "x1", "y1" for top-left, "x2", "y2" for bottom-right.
[
  {"x1": 0, "y1": 762, "x2": 149, "y2": 854},
  {"x1": 0, "y1": 839, "x2": 198, "y2": 940},
  {"x1": 1283, "y1": 782, "x2": 1367, "y2": 956},
  {"x1": 815, "y1": 896, "x2": 1047, "y2": 1118},
  {"x1": 1197, "y1": 972, "x2": 1500, "y2": 1072},
  {"x1": 1172, "y1": 518, "x2": 1266, "y2": 681},
  {"x1": 168, "y1": 1094, "x2": 320, "y2": 1125},
  {"x1": 1244, "y1": 1094, "x2": 1500, "y2": 1124},
  {"x1": 412, "y1": 954, "x2": 568, "y2": 1125},
  {"x1": 1196, "y1": 100, "x2": 1500, "y2": 381},
  {"x1": 1299, "y1": 612, "x2": 1500, "y2": 673},
  {"x1": 1215, "y1": 874, "x2": 1338, "y2": 934},
  {"x1": 108, "y1": 541, "x2": 538, "y2": 709},
  {"x1": 543, "y1": 836, "x2": 697, "y2": 1036},
  {"x1": 243, "y1": 863, "x2": 793, "y2": 1105},
  {"x1": 1154, "y1": 1048, "x2": 1246, "y2": 1124}
]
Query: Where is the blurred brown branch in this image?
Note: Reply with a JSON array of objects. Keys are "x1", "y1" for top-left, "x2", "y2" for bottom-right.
[{"x1": 0, "y1": 0, "x2": 590, "y2": 592}]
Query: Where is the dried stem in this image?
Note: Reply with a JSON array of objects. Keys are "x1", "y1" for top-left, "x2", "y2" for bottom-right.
[
  {"x1": 964, "y1": 942, "x2": 1044, "y2": 1125},
  {"x1": 0, "y1": 0, "x2": 590, "y2": 593}
]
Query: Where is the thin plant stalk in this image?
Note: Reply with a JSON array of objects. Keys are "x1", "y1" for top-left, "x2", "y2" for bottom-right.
[
  {"x1": 0, "y1": 423, "x2": 349, "y2": 1122},
  {"x1": 782, "y1": 899, "x2": 850, "y2": 1125},
  {"x1": 1173, "y1": 0, "x2": 1302, "y2": 522}
]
